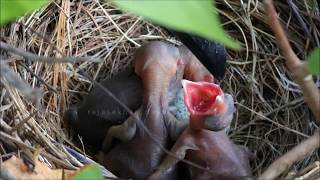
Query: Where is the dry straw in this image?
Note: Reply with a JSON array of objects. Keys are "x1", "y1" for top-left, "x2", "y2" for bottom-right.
[{"x1": 0, "y1": 0, "x2": 319, "y2": 178}]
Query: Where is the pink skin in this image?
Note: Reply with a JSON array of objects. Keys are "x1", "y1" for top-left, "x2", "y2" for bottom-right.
[
  {"x1": 181, "y1": 80, "x2": 252, "y2": 179},
  {"x1": 181, "y1": 80, "x2": 226, "y2": 130},
  {"x1": 179, "y1": 46, "x2": 214, "y2": 83}
]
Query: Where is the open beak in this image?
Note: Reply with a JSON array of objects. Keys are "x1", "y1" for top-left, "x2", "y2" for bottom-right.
[{"x1": 181, "y1": 79, "x2": 226, "y2": 116}]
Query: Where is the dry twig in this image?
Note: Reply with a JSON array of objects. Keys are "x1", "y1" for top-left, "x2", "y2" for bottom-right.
[
  {"x1": 1, "y1": 0, "x2": 319, "y2": 177},
  {"x1": 263, "y1": 0, "x2": 320, "y2": 122},
  {"x1": 0, "y1": 60, "x2": 42, "y2": 105},
  {"x1": 258, "y1": 0, "x2": 320, "y2": 179},
  {"x1": 0, "y1": 42, "x2": 101, "y2": 63},
  {"x1": 259, "y1": 130, "x2": 320, "y2": 179}
]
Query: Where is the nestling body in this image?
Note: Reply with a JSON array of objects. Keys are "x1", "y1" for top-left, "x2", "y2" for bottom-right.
[
  {"x1": 180, "y1": 128, "x2": 252, "y2": 180},
  {"x1": 100, "y1": 41, "x2": 183, "y2": 179},
  {"x1": 64, "y1": 41, "x2": 214, "y2": 151},
  {"x1": 149, "y1": 80, "x2": 253, "y2": 180},
  {"x1": 64, "y1": 41, "x2": 222, "y2": 179}
]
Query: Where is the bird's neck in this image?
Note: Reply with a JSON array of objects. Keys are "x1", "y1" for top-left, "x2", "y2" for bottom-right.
[
  {"x1": 189, "y1": 114, "x2": 204, "y2": 131},
  {"x1": 142, "y1": 75, "x2": 170, "y2": 110},
  {"x1": 140, "y1": 74, "x2": 171, "y2": 136}
]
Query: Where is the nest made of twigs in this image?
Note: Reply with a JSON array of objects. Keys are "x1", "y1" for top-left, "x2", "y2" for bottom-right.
[{"x1": 0, "y1": 0, "x2": 319, "y2": 178}]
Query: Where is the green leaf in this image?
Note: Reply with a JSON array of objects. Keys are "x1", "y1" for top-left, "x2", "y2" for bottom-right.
[
  {"x1": 112, "y1": 0, "x2": 240, "y2": 49},
  {"x1": 72, "y1": 164, "x2": 104, "y2": 180},
  {"x1": 0, "y1": 0, "x2": 48, "y2": 26},
  {"x1": 307, "y1": 48, "x2": 320, "y2": 75}
]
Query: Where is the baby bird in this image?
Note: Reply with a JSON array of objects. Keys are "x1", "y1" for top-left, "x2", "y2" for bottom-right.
[
  {"x1": 99, "y1": 41, "x2": 183, "y2": 179},
  {"x1": 63, "y1": 68, "x2": 143, "y2": 151},
  {"x1": 64, "y1": 41, "x2": 216, "y2": 152},
  {"x1": 149, "y1": 80, "x2": 253, "y2": 180}
]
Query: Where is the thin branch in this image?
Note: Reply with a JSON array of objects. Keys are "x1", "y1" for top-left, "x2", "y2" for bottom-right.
[
  {"x1": 9, "y1": 111, "x2": 37, "y2": 133},
  {"x1": 258, "y1": 130, "x2": 320, "y2": 179},
  {"x1": 264, "y1": 0, "x2": 320, "y2": 122},
  {"x1": 258, "y1": 0, "x2": 320, "y2": 179},
  {"x1": 17, "y1": 61, "x2": 58, "y2": 94},
  {"x1": 0, "y1": 42, "x2": 101, "y2": 63},
  {"x1": 0, "y1": 60, "x2": 42, "y2": 106}
]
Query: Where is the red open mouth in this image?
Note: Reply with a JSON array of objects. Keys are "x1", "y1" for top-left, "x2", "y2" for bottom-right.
[{"x1": 181, "y1": 80, "x2": 225, "y2": 116}]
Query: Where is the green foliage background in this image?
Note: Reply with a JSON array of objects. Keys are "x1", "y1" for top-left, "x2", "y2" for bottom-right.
[{"x1": 0, "y1": 0, "x2": 48, "y2": 26}]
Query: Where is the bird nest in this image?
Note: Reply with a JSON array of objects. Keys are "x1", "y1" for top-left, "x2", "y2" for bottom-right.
[{"x1": 0, "y1": 0, "x2": 319, "y2": 178}]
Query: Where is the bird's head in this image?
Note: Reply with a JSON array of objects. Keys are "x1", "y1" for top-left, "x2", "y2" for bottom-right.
[{"x1": 181, "y1": 79, "x2": 235, "y2": 131}]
